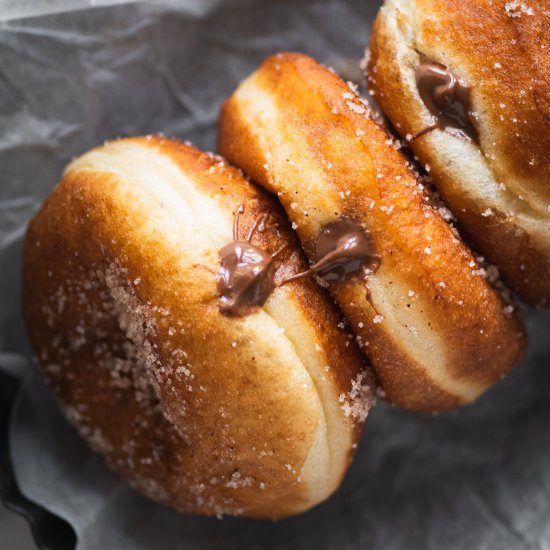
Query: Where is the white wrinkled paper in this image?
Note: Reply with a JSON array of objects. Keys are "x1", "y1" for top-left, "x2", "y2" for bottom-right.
[{"x1": 1, "y1": 1, "x2": 550, "y2": 548}]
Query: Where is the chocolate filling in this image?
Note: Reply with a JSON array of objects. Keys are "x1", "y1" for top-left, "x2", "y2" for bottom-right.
[
  {"x1": 413, "y1": 62, "x2": 478, "y2": 143},
  {"x1": 218, "y1": 208, "x2": 380, "y2": 317},
  {"x1": 282, "y1": 217, "x2": 380, "y2": 286},
  {"x1": 217, "y1": 206, "x2": 279, "y2": 317}
]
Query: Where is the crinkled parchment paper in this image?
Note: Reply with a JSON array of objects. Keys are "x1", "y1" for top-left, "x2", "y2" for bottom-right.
[{"x1": 1, "y1": 1, "x2": 550, "y2": 548}]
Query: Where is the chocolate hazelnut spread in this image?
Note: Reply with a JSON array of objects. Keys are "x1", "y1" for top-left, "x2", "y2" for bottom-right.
[
  {"x1": 218, "y1": 209, "x2": 380, "y2": 317},
  {"x1": 217, "y1": 206, "x2": 277, "y2": 316},
  {"x1": 282, "y1": 217, "x2": 380, "y2": 285},
  {"x1": 414, "y1": 62, "x2": 478, "y2": 142}
]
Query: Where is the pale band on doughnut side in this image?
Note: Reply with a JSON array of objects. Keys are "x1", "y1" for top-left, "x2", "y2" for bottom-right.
[
  {"x1": 219, "y1": 52, "x2": 526, "y2": 412},
  {"x1": 23, "y1": 136, "x2": 373, "y2": 518},
  {"x1": 368, "y1": 0, "x2": 550, "y2": 306}
]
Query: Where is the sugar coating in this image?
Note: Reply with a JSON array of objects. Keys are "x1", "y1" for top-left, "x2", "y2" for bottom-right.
[
  {"x1": 338, "y1": 372, "x2": 375, "y2": 423},
  {"x1": 504, "y1": 1, "x2": 535, "y2": 17},
  {"x1": 104, "y1": 263, "x2": 162, "y2": 408},
  {"x1": 40, "y1": 260, "x2": 250, "y2": 516}
]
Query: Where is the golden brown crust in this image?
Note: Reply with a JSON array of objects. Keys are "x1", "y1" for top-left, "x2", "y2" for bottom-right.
[
  {"x1": 23, "y1": 136, "x2": 372, "y2": 518},
  {"x1": 368, "y1": 0, "x2": 550, "y2": 306},
  {"x1": 219, "y1": 52, "x2": 526, "y2": 412}
]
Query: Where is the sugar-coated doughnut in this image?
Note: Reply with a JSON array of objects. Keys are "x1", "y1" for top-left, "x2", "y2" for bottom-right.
[
  {"x1": 219, "y1": 52, "x2": 526, "y2": 412},
  {"x1": 368, "y1": 0, "x2": 550, "y2": 306},
  {"x1": 23, "y1": 136, "x2": 374, "y2": 518}
]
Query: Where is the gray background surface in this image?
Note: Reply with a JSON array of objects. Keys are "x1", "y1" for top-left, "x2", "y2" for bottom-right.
[{"x1": 0, "y1": 507, "x2": 35, "y2": 550}]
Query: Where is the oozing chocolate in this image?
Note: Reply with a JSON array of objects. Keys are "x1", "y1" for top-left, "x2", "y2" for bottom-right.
[
  {"x1": 218, "y1": 210, "x2": 380, "y2": 317},
  {"x1": 414, "y1": 62, "x2": 478, "y2": 143},
  {"x1": 282, "y1": 217, "x2": 380, "y2": 286},
  {"x1": 217, "y1": 206, "x2": 277, "y2": 316}
]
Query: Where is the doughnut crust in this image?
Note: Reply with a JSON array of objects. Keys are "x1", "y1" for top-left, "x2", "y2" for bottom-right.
[
  {"x1": 22, "y1": 136, "x2": 374, "y2": 518},
  {"x1": 219, "y1": 52, "x2": 526, "y2": 412},
  {"x1": 368, "y1": 0, "x2": 550, "y2": 306}
]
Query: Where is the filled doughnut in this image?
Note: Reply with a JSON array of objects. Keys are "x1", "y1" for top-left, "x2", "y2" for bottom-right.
[
  {"x1": 219, "y1": 52, "x2": 526, "y2": 413},
  {"x1": 367, "y1": 0, "x2": 550, "y2": 306},
  {"x1": 22, "y1": 136, "x2": 374, "y2": 518}
]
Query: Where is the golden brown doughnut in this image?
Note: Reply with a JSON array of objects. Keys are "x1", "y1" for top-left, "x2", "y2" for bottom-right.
[
  {"x1": 219, "y1": 52, "x2": 526, "y2": 413},
  {"x1": 22, "y1": 136, "x2": 374, "y2": 518},
  {"x1": 368, "y1": 0, "x2": 550, "y2": 306}
]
